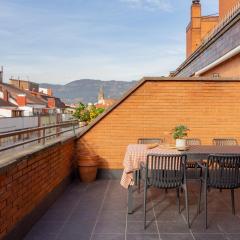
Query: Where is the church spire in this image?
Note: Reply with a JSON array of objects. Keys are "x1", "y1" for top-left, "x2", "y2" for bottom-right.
[{"x1": 98, "y1": 86, "x2": 105, "y2": 104}]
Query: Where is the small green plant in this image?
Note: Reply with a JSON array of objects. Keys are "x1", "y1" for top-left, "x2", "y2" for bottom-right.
[
  {"x1": 89, "y1": 105, "x2": 105, "y2": 122},
  {"x1": 172, "y1": 125, "x2": 189, "y2": 140},
  {"x1": 73, "y1": 102, "x2": 90, "y2": 122},
  {"x1": 73, "y1": 102, "x2": 105, "y2": 123}
]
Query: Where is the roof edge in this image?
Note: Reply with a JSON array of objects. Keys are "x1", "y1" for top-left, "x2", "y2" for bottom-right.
[{"x1": 174, "y1": 9, "x2": 240, "y2": 76}]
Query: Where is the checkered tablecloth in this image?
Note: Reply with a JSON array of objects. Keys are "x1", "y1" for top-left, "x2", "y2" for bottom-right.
[
  {"x1": 120, "y1": 144, "x2": 240, "y2": 188},
  {"x1": 120, "y1": 144, "x2": 179, "y2": 189}
]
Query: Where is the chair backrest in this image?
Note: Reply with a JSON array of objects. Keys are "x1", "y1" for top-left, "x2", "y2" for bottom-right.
[
  {"x1": 186, "y1": 138, "x2": 201, "y2": 146},
  {"x1": 138, "y1": 138, "x2": 164, "y2": 144},
  {"x1": 207, "y1": 154, "x2": 240, "y2": 189},
  {"x1": 146, "y1": 154, "x2": 187, "y2": 188},
  {"x1": 212, "y1": 138, "x2": 238, "y2": 146}
]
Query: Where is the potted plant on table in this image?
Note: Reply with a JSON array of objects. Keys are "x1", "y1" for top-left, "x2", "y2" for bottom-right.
[{"x1": 172, "y1": 125, "x2": 189, "y2": 150}]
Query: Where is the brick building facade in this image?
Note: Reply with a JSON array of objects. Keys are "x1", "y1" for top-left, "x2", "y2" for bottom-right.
[{"x1": 176, "y1": 0, "x2": 240, "y2": 78}]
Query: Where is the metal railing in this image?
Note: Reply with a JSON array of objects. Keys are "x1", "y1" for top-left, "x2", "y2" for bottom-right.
[{"x1": 0, "y1": 120, "x2": 80, "y2": 153}]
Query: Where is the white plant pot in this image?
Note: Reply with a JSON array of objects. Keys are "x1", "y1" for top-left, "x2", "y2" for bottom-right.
[{"x1": 176, "y1": 139, "x2": 187, "y2": 150}]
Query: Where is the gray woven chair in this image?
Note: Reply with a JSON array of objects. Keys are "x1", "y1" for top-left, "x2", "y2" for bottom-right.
[
  {"x1": 186, "y1": 138, "x2": 202, "y2": 178},
  {"x1": 186, "y1": 138, "x2": 201, "y2": 146},
  {"x1": 198, "y1": 154, "x2": 240, "y2": 228},
  {"x1": 142, "y1": 154, "x2": 189, "y2": 229},
  {"x1": 212, "y1": 139, "x2": 238, "y2": 192},
  {"x1": 135, "y1": 138, "x2": 164, "y2": 191},
  {"x1": 212, "y1": 138, "x2": 238, "y2": 146},
  {"x1": 138, "y1": 138, "x2": 164, "y2": 144}
]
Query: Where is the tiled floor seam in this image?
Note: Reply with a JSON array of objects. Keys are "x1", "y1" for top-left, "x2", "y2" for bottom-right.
[
  {"x1": 180, "y1": 203, "x2": 194, "y2": 239},
  {"x1": 151, "y1": 194, "x2": 162, "y2": 240},
  {"x1": 54, "y1": 183, "x2": 90, "y2": 240},
  {"x1": 125, "y1": 202, "x2": 128, "y2": 240},
  {"x1": 89, "y1": 180, "x2": 112, "y2": 240},
  {"x1": 218, "y1": 224, "x2": 231, "y2": 240}
]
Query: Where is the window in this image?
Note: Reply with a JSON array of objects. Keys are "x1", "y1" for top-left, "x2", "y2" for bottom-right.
[{"x1": 213, "y1": 73, "x2": 220, "y2": 78}]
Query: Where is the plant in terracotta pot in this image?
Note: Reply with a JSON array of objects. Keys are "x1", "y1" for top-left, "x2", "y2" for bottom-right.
[
  {"x1": 73, "y1": 102, "x2": 90, "y2": 127},
  {"x1": 172, "y1": 125, "x2": 189, "y2": 150},
  {"x1": 73, "y1": 102, "x2": 105, "y2": 127}
]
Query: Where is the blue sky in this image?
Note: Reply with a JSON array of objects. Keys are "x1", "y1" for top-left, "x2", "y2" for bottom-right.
[{"x1": 0, "y1": 0, "x2": 218, "y2": 84}]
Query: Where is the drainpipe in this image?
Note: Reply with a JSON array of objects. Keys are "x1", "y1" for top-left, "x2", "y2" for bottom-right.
[{"x1": 195, "y1": 44, "x2": 240, "y2": 76}]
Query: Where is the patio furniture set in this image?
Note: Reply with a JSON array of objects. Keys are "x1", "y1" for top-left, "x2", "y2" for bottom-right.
[{"x1": 121, "y1": 138, "x2": 240, "y2": 229}]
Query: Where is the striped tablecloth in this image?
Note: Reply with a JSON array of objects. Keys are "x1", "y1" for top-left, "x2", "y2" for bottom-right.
[{"x1": 120, "y1": 144, "x2": 179, "y2": 189}]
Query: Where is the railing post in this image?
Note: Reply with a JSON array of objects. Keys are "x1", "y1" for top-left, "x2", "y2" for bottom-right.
[
  {"x1": 72, "y1": 122, "x2": 76, "y2": 136},
  {"x1": 43, "y1": 128, "x2": 46, "y2": 145}
]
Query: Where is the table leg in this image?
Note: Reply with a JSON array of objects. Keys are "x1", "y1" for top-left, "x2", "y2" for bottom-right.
[{"x1": 128, "y1": 185, "x2": 133, "y2": 214}]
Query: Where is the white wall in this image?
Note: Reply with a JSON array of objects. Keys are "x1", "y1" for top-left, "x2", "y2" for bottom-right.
[
  {"x1": 62, "y1": 114, "x2": 74, "y2": 121},
  {"x1": 0, "y1": 116, "x2": 39, "y2": 133},
  {"x1": 39, "y1": 87, "x2": 48, "y2": 95},
  {"x1": 0, "y1": 109, "x2": 12, "y2": 118}
]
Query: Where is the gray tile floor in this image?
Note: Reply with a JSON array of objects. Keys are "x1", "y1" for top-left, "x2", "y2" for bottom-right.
[{"x1": 24, "y1": 180, "x2": 240, "y2": 240}]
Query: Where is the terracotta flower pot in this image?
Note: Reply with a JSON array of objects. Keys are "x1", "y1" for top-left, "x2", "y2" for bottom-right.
[{"x1": 77, "y1": 154, "x2": 98, "y2": 183}]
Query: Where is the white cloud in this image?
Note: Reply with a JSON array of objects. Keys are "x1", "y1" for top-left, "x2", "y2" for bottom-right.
[{"x1": 121, "y1": 0, "x2": 173, "y2": 12}]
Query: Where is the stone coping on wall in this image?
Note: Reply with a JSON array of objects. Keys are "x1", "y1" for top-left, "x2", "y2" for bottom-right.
[{"x1": 0, "y1": 131, "x2": 81, "y2": 173}]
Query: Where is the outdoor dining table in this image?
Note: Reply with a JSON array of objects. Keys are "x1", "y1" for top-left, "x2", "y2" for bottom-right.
[{"x1": 121, "y1": 144, "x2": 240, "y2": 214}]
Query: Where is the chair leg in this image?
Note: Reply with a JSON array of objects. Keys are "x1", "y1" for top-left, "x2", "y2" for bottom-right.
[
  {"x1": 204, "y1": 181, "x2": 208, "y2": 229},
  {"x1": 198, "y1": 180, "x2": 202, "y2": 214},
  {"x1": 143, "y1": 179, "x2": 147, "y2": 229},
  {"x1": 195, "y1": 163, "x2": 198, "y2": 179},
  {"x1": 137, "y1": 170, "x2": 141, "y2": 193},
  {"x1": 165, "y1": 188, "x2": 168, "y2": 194},
  {"x1": 176, "y1": 187, "x2": 181, "y2": 214},
  {"x1": 231, "y1": 189, "x2": 235, "y2": 215},
  {"x1": 183, "y1": 184, "x2": 190, "y2": 228}
]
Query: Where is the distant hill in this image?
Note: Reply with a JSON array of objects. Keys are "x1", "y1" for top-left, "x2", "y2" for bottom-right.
[{"x1": 40, "y1": 79, "x2": 137, "y2": 104}]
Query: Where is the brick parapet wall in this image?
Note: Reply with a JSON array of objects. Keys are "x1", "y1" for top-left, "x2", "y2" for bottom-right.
[
  {"x1": 77, "y1": 79, "x2": 240, "y2": 169},
  {"x1": 0, "y1": 137, "x2": 75, "y2": 239}
]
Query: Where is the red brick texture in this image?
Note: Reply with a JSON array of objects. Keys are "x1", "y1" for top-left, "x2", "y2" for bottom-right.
[
  {"x1": 77, "y1": 79, "x2": 240, "y2": 169},
  {"x1": 16, "y1": 95, "x2": 27, "y2": 107},
  {"x1": 0, "y1": 140, "x2": 74, "y2": 238}
]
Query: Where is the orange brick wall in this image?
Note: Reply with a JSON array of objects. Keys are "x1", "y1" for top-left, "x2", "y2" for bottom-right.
[
  {"x1": 219, "y1": 0, "x2": 239, "y2": 19},
  {"x1": 201, "y1": 54, "x2": 240, "y2": 78},
  {"x1": 186, "y1": 8, "x2": 219, "y2": 57},
  {"x1": 0, "y1": 140, "x2": 74, "y2": 238},
  {"x1": 200, "y1": 17, "x2": 219, "y2": 39},
  {"x1": 77, "y1": 79, "x2": 240, "y2": 169}
]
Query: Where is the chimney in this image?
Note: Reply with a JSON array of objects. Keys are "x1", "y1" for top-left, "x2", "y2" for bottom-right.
[
  {"x1": 3, "y1": 89, "x2": 9, "y2": 102},
  {"x1": 0, "y1": 66, "x2": 3, "y2": 83},
  {"x1": 16, "y1": 94, "x2": 27, "y2": 106},
  {"x1": 47, "y1": 88, "x2": 53, "y2": 96},
  {"x1": 186, "y1": 0, "x2": 202, "y2": 57},
  {"x1": 191, "y1": 0, "x2": 201, "y2": 27},
  {"x1": 48, "y1": 98, "x2": 56, "y2": 108}
]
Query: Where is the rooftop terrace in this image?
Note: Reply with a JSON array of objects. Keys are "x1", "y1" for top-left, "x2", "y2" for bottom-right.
[{"x1": 1, "y1": 77, "x2": 240, "y2": 240}]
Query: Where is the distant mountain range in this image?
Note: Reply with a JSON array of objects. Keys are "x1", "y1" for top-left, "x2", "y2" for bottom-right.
[{"x1": 40, "y1": 79, "x2": 137, "y2": 104}]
